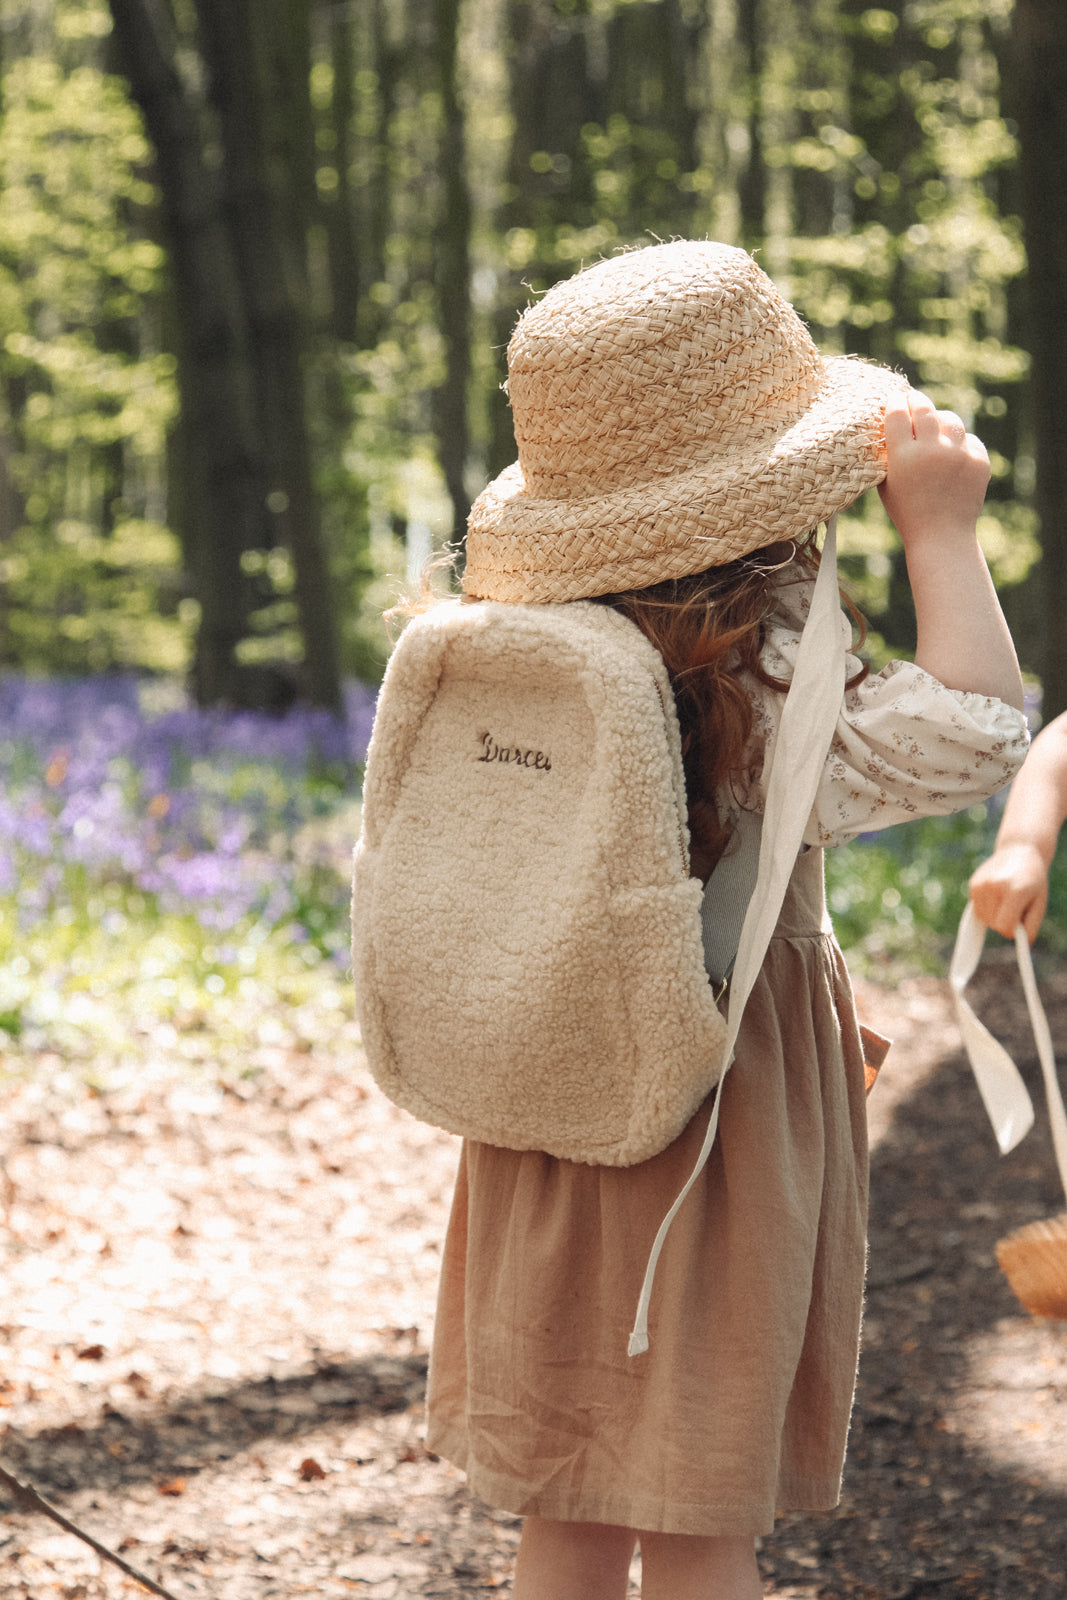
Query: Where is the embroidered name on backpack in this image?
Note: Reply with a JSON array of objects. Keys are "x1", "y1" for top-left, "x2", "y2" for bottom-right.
[{"x1": 476, "y1": 731, "x2": 552, "y2": 771}]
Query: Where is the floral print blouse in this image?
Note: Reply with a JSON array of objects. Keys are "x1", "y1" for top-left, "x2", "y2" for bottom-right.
[{"x1": 735, "y1": 568, "x2": 1030, "y2": 849}]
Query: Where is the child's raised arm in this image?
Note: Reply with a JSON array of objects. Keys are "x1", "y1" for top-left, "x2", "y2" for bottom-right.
[
  {"x1": 969, "y1": 712, "x2": 1067, "y2": 942},
  {"x1": 878, "y1": 389, "x2": 1024, "y2": 712}
]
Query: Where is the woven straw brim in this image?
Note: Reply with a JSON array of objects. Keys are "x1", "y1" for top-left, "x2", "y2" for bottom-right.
[
  {"x1": 996, "y1": 1213, "x2": 1067, "y2": 1319},
  {"x1": 465, "y1": 354, "x2": 908, "y2": 603}
]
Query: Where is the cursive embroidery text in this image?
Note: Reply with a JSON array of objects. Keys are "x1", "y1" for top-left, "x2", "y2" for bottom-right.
[{"x1": 476, "y1": 730, "x2": 551, "y2": 771}]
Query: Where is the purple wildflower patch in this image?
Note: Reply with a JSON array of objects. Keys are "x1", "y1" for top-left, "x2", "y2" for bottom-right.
[{"x1": 0, "y1": 675, "x2": 376, "y2": 943}]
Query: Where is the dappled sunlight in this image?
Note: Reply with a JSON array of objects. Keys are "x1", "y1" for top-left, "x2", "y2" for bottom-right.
[
  {"x1": 754, "y1": 961, "x2": 1067, "y2": 1596},
  {"x1": 0, "y1": 1010, "x2": 473, "y2": 1595},
  {"x1": 4, "y1": 944, "x2": 1065, "y2": 1594},
  {"x1": 949, "y1": 1318, "x2": 1067, "y2": 1489},
  {"x1": 1, "y1": 1046, "x2": 458, "y2": 1413},
  {"x1": 852, "y1": 972, "x2": 962, "y2": 1152}
]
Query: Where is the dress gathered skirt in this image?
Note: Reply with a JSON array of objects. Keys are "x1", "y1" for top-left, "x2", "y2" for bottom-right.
[{"x1": 425, "y1": 848, "x2": 870, "y2": 1537}]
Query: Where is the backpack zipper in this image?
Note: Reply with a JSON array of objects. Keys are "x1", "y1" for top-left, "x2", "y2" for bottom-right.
[{"x1": 653, "y1": 678, "x2": 690, "y2": 875}]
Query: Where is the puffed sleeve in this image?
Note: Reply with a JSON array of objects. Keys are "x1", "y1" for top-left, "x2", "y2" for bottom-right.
[{"x1": 739, "y1": 572, "x2": 1030, "y2": 849}]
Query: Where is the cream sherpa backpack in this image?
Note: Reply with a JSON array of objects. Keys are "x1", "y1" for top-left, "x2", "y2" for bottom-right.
[
  {"x1": 352, "y1": 595, "x2": 727, "y2": 1169},
  {"x1": 352, "y1": 521, "x2": 844, "y2": 1183}
]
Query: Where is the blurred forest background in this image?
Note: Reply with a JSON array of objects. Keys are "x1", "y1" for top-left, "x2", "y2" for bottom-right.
[
  {"x1": 1, "y1": 0, "x2": 1065, "y2": 712},
  {"x1": 5, "y1": 12, "x2": 1067, "y2": 1591},
  {"x1": 3, "y1": 0, "x2": 1067, "y2": 1023}
]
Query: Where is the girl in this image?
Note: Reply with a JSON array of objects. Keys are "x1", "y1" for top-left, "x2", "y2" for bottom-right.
[{"x1": 401, "y1": 243, "x2": 1028, "y2": 1598}]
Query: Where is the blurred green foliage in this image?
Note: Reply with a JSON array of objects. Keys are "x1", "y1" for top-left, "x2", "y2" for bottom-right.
[
  {"x1": 0, "y1": 0, "x2": 1045, "y2": 684},
  {"x1": 826, "y1": 804, "x2": 998, "y2": 971},
  {"x1": 827, "y1": 801, "x2": 1067, "y2": 975},
  {"x1": 0, "y1": 8, "x2": 185, "y2": 674}
]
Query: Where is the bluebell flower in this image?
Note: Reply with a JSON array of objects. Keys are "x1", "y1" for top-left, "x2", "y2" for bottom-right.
[{"x1": 0, "y1": 672, "x2": 372, "y2": 940}]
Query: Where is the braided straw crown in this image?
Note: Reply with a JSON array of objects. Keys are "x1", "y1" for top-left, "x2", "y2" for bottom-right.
[{"x1": 464, "y1": 240, "x2": 908, "y2": 602}]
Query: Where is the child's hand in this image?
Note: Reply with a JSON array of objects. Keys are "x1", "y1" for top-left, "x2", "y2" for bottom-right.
[
  {"x1": 969, "y1": 844, "x2": 1049, "y2": 943},
  {"x1": 878, "y1": 388, "x2": 990, "y2": 549}
]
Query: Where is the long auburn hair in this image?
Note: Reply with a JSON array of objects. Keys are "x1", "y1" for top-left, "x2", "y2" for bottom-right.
[{"x1": 599, "y1": 537, "x2": 867, "y2": 883}]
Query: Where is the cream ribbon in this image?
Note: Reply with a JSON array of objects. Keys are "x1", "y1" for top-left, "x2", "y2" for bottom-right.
[
  {"x1": 950, "y1": 905, "x2": 1067, "y2": 1207},
  {"x1": 629, "y1": 516, "x2": 847, "y2": 1356},
  {"x1": 948, "y1": 904, "x2": 1033, "y2": 1154}
]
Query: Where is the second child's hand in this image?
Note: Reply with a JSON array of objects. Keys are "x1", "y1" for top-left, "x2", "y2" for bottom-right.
[
  {"x1": 969, "y1": 843, "x2": 1048, "y2": 943},
  {"x1": 969, "y1": 711, "x2": 1067, "y2": 944}
]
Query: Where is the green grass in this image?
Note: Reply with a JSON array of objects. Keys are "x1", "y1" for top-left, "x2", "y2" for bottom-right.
[
  {"x1": 0, "y1": 891, "x2": 356, "y2": 1094},
  {"x1": 827, "y1": 805, "x2": 1067, "y2": 974}
]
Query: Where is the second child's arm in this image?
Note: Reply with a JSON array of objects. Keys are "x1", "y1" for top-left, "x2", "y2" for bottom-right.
[
  {"x1": 878, "y1": 389, "x2": 1024, "y2": 712},
  {"x1": 969, "y1": 712, "x2": 1067, "y2": 941}
]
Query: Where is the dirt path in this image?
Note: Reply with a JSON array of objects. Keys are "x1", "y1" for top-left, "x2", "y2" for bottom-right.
[{"x1": 1, "y1": 965, "x2": 1065, "y2": 1599}]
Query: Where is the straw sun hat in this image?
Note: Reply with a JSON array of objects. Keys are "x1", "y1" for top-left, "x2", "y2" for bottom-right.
[{"x1": 463, "y1": 239, "x2": 908, "y2": 603}]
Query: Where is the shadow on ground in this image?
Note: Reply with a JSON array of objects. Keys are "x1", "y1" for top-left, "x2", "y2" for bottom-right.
[
  {"x1": 0, "y1": 1352, "x2": 428, "y2": 1496},
  {"x1": 1, "y1": 966, "x2": 1064, "y2": 1598},
  {"x1": 762, "y1": 987, "x2": 1067, "y2": 1600}
]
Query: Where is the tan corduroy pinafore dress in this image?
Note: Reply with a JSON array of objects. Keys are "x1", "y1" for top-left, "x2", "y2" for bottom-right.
[{"x1": 425, "y1": 846, "x2": 869, "y2": 1537}]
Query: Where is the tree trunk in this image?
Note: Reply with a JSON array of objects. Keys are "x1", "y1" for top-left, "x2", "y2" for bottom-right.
[
  {"x1": 432, "y1": 0, "x2": 473, "y2": 548},
  {"x1": 486, "y1": 0, "x2": 598, "y2": 480},
  {"x1": 106, "y1": 0, "x2": 262, "y2": 706},
  {"x1": 356, "y1": 0, "x2": 403, "y2": 348},
  {"x1": 735, "y1": 0, "x2": 765, "y2": 248},
  {"x1": 0, "y1": 372, "x2": 27, "y2": 544},
  {"x1": 1009, "y1": 0, "x2": 1067, "y2": 720},
  {"x1": 324, "y1": 0, "x2": 361, "y2": 343},
  {"x1": 194, "y1": 0, "x2": 342, "y2": 710},
  {"x1": 107, "y1": 0, "x2": 341, "y2": 709}
]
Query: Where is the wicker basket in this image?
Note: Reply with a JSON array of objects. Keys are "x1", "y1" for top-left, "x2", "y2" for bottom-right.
[{"x1": 996, "y1": 1213, "x2": 1067, "y2": 1320}]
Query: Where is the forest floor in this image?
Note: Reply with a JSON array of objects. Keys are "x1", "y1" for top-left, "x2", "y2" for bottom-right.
[{"x1": 1, "y1": 958, "x2": 1065, "y2": 1600}]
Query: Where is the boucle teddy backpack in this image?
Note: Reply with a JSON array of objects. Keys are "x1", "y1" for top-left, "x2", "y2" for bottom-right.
[
  {"x1": 351, "y1": 523, "x2": 845, "y2": 1193},
  {"x1": 352, "y1": 595, "x2": 727, "y2": 1168}
]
